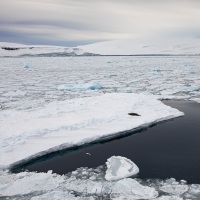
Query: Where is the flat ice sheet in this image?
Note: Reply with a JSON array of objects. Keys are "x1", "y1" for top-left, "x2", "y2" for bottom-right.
[
  {"x1": 0, "y1": 56, "x2": 200, "y2": 111},
  {"x1": 0, "y1": 93, "x2": 183, "y2": 169}
]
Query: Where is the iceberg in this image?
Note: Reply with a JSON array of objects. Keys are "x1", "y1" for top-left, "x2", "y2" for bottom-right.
[{"x1": 105, "y1": 156, "x2": 139, "y2": 181}]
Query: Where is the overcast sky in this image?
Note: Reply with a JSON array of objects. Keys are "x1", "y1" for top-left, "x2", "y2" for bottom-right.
[{"x1": 0, "y1": 0, "x2": 200, "y2": 46}]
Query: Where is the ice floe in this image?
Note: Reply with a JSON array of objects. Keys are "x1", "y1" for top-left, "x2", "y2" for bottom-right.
[
  {"x1": 160, "y1": 184, "x2": 189, "y2": 196},
  {"x1": 105, "y1": 156, "x2": 139, "y2": 181},
  {"x1": 0, "y1": 171, "x2": 65, "y2": 197},
  {"x1": 0, "y1": 93, "x2": 183, "y2": 169}
]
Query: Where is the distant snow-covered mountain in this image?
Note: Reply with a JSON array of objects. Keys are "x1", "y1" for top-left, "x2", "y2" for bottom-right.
[
  {"x1": 0, "y1": 42, "x2": 96, "y2": 57},
  {"x1": 0, "y1": 38, "x2": 200, "y2": 57},
  {"x1": 78, "y1": 38, "x2": 200, "y2": 55}
]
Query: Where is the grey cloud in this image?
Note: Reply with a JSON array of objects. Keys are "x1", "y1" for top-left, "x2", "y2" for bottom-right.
[{"x1": 0, "y1": 0, "x2": 200, "y2": 45}]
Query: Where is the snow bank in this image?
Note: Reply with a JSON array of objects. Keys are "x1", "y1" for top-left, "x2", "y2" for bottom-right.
[
  {"x1": 105, "y1": 156, "x2": 139, "y2": 181},
  {"x1": 57, "y1": 82, "x2": 102, "y2": 91},
  {"x1": 0, "y1": 93, "x2": 183, "y2": 169}
]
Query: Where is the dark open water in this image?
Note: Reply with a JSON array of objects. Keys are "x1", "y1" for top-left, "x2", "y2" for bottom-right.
[{"x1": 12, "y1": 100, "x2": 200, "y2": 184}]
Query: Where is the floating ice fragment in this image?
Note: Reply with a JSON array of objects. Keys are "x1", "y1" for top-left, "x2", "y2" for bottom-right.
[
  {"x1": 2, "y1": 90, "x2": 26, "y2": 97},
  {"x1": 105, "y1": 156, "x2": 139, "y2": 181},
  {"x1": 31, "y1": 191, "x2": 94, "y2": 200},
  {"x1": 188, "y1": 184, "x2": 200, "y2": 195},
  {"x1": 110, "y1": 178, "x2": 158, "y2": 199},
  {"x1": 160, "y1": 184, "x2": 189, "y2": 195},
  {"x1": 22, "y1": 64, "x2": 29, "y2": 68},
  {"x1": 155, "y1": 196, "x2": 183, "y2": 200},
  {"x1": 0, "y1": 172, "x2": 65, "y2": 196},
  {"x1": 57, "y1": 82, "x2": 102, "y2": 91}
]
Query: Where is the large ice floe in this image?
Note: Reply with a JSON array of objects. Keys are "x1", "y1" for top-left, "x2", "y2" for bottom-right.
[{"x1": 0, "y1": 93, "x2": 183, "y2": 169}]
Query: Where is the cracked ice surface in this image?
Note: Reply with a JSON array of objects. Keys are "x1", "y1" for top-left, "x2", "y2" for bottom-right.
[
  {"x1": 1, "y1": 166, "x2": 200, "y2": 199},
  {"x1": 0, "y1": 56, "x2": 200, "y2": 111}
]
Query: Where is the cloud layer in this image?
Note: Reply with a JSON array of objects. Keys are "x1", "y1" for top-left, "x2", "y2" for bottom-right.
[{"x1": 0, "y1": 0, "x2": 200, "y2": 46}]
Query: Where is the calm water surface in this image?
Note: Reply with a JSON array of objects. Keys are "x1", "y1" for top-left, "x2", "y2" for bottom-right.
[{"x1": 13, "y1": 100, "x2": 200, "y2": 183}]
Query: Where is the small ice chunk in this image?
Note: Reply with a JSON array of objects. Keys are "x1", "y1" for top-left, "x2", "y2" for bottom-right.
[
  {"x1": 188, "y1": 184, "x2": 200, "y2": 195},
  {"x1": 3, "y1": 90, "x2": 26, "y2": 97},
  {"x1": 31, "y1": 190, "x2": 94, "y2": 200},
  {"x1": 0, "y1": 172, "x2": 65, "y2": 196},
  {"x1": 47, "y1": 170, "x2": 53, "y2": 174},
  {"x1": 57, "y1": 82, "x2": 102, "y2": 91},
  {"x1": 110, "y1": 178, "x2": 158, "y2": 199},
  {"x1": 155, "y1": 196, "x2": 183, "y2": 200},
  {"x1": 105, "y1": 156, "x2": 139, "y2": 181},
  {"x1": 160, "y1": 184, "x2": 189, "y2": 195},
  {"x1": 22, "y1": 64, "x2": 29, "y2": 68}
]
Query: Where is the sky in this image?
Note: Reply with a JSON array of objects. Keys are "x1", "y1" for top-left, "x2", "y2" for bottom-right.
[{"x1": 0, "y1": 0, "x2": 200, "y2": 46}]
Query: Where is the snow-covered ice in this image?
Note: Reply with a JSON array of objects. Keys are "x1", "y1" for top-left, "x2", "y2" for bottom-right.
[
  {"x1": 78, "y1": 38, "x2": 200, "y2": 55},
  {"x1": 160, "y1": 184, "x2": 189, "y2": 196},
  {"x1": 1, "y1": 38, "x2": 200, "y2": 57},
  {"x1": 0, "y1": 42, "x2": 96, "y2": 57},
  {"x1": 0, "y1": 93, "x2": 183, "y2": 169},
  {"x1": 0, "y1": 56, "x2": 199, "y2": 111},
  {"x1": 105, "y1": 156, "x2": 139, "y2": 181},
  {"x1": 0, "y1": 165, "x2": 200, "y2": 199},
  {"x1": 0, "y1": 167, "x2": 159, "y2": 199},
  {"x1": 0, "y1": 43, "x2": 200, "y2": 199}
]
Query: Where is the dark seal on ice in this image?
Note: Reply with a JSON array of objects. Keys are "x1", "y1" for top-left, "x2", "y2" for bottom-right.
[{"x1": 128, "y1": 113, "x2": 140, "y2": 116}]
